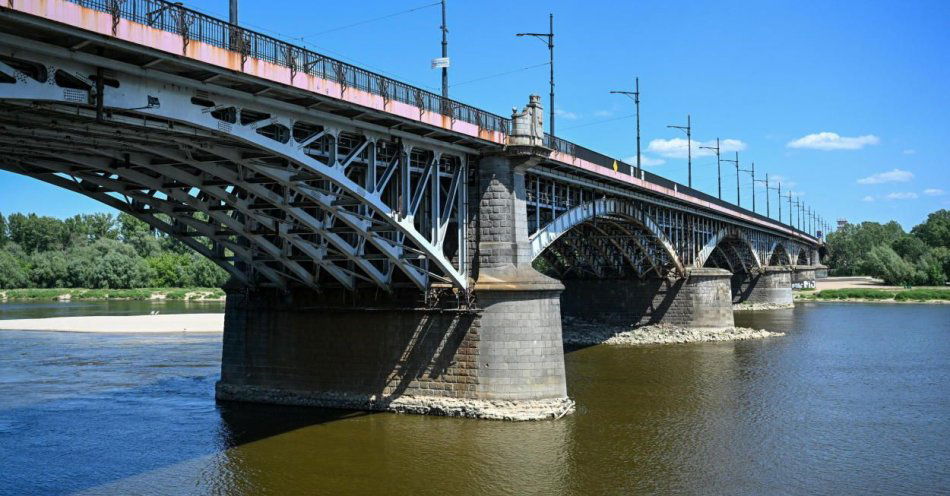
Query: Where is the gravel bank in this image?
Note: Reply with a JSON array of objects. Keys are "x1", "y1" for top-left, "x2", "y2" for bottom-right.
[
  {"x1": 733, "y1": 302, "x2": 795, "y2": 311},
  {"x1": 0, "y1": 314, "x2": 224, "y2": 333},
  {"x1": 216, "y1": 383, "x2": 575, "y2": 421},
  {"x1": 562, "y1": 318, "x2": 784, "y2": 346}
]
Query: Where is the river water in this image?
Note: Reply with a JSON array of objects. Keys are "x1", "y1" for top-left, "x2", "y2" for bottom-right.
[{"x1": 0, "y1": 302, "x2": 947, "y2": 495}]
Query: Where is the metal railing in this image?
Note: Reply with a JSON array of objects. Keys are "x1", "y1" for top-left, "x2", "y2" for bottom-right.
[
  {"x1": 64, "y1": 0, "x2": 812, "y2": 239},
  {"x1": 70, "y1": 0, "x2": 510, "y2": 133}
]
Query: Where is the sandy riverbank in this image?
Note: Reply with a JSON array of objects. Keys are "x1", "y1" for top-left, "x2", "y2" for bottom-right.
[{"x1": 0, "y1": 314, "x2": 224, "y2": 333}]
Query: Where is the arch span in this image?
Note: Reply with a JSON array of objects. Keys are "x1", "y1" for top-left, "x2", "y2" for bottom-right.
[
  {"x1": 0, "y1": 46, "x2": 469, "y2": 291},
  {"x1": 529, "y1": 198, "x2": 684, "y2": 277},
  {"x1": 695, "y1": 228, "x2": 762, "y2": 272}
]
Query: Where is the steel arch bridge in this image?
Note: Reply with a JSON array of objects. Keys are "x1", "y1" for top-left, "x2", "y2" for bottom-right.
[{"x1": 0, "y1": 1, "x2": 821, "y2": 295}]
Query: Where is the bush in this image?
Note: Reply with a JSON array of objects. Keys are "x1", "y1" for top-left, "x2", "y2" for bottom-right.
[
  {"x1": 861, "y1": 245, "x2": 919, "y2": 286},
  {"x1": 815, "y1": 289, "x2": 897, "y2": 300},
  {"x1": 0, "y1": 250, "x2": 28, "y2": 289}
]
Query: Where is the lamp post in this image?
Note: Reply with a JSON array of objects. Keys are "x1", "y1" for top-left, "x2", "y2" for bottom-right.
[
  {"x1": 721, "y1": 151, "x2": 739, "y2": 207},
  {"x1": 517, "y1": 14, "x2": 555, "y2": 136},
  {"x1": 756, "y1": 172, "x2": 771, "y2": 218},
  {"x1": 699, "y1": 138, "x2": 722, "y2": 199},
  {"x1": 610, "y1": 77, "x2": 641, "y2": 176},
  {"x1": 667, "y1": 115, "x2": 692, "y2": 187}
]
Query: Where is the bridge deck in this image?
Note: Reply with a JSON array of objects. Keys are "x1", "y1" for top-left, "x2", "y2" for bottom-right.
[{"x1": 0, "y1": 0, "x2": 817, "y2": 244}]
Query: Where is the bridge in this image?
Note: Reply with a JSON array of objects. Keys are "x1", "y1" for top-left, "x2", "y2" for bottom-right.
[{"x1": 0, "y1": 0, "x2": 825, "y2": 419}]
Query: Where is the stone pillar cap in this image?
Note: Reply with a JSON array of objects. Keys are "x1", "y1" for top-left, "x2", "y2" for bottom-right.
[{"x1": 474, "y1": 266, "x2": 564, "y2": 292}]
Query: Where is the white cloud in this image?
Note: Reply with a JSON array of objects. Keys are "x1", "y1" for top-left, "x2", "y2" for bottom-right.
[
  {"x1": 862, "y1": 195, "x2": 875, "y2": 202},
  {"x1": 646, "y1": 137, "x2": 747, "y2": 159},
  {"x1": 787, "y1": 132, "x2": 880, "y2": 150},
  {"x1": 885, "y1": 192, "x2": 918, "y2": 200},
  {"x1": 924, "y1": 188, "x2": 945, "y2": 196},
  {"x1": 554, "y1": 108, "x2": 579, "y2": 120},
  {"x1": 857, "y1": 168, "x2": 914, "y2": 185},
  {"x1": 641, "y1": 156, "x2": 665, "y2": 166},
  {"x1": 594, "y1": 110, "x2": 613, "y2": 118},
  {"x1": 902, "y1": 149, "x2": 916, "y2": 155},
  {"x1": 769, "y1": 174, "x2": 797, "y2": 190},
  {"x1": 624, "y1": 155, "x2": 665, "y2": 167}
]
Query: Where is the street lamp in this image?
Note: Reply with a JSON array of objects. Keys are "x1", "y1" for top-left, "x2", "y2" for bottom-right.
[
  {"x1": 721, "y1": 151, "x2": 739, "y2": 207},
  {"x1": 667, "y1": 115, "x2": 692, "y2": 188},
  {"x1": 698, "y1": 138, "x2": 722, "y2": 199},
  {"x1": 610, "y1": 77, "x2": 641, "y2": 176},
  {"x1": 517, "y1": 13, "x2": 555, "y2": 136}
]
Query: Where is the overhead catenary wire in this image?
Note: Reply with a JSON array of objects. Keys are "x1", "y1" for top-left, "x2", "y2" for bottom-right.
[
  {"x1": 560, "y1": 113, "x2": 637, "y2": 131},
  {"x1": 450, "y1": 62, "x2": 550, "y2": 88},
  {"x1": 297, "y1": 2, "x2": 441, "y2": 38}
]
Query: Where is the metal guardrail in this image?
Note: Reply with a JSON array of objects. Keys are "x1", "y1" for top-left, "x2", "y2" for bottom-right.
[
  {"x1": 65, "y1": 0, "x2": 812, "y2": 239},
  {"x1": 70, "y1": 0, "x2": 510, "y2": 133}
]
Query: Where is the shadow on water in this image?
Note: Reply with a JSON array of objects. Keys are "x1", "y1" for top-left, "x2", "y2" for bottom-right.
[
  {"x1": 215, "y1": 400, "x2": 373, "y2": 446},
  {"x1": 0, "y1": 330, "x2": 366, "y2": 495}
]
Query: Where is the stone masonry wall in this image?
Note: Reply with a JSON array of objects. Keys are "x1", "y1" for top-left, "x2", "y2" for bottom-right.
[
  {"x1": 217, "y1": 287, "x2": 567, "y2": 408},
  {"x1": 732, "y1": 269, "x2": 793, "y2": 305},
  {"x1": 560, "y1": 269, "x2": 734, "y2": 328}
]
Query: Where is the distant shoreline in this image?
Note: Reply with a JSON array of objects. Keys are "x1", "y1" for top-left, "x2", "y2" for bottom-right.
[{"x1": 0, "y1": 288, "x2": 225, "y2": 302}]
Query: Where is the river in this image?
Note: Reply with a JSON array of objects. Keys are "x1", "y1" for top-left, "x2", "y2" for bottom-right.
[{"x1": 0, "y1": 302, "x2": 947, "y2": 495}]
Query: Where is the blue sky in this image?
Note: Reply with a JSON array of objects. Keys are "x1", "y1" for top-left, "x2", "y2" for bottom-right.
[{"x1": 2, "y1": 0, "x2": 947, "y2": 230}]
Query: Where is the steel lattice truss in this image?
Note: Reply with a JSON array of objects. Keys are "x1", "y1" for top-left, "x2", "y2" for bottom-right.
[
  {"x1": 526, "y1": 174, "x2": 813, "y2": 279},
  {"x1": 0, "y1": 44, "x2": 468, "y2": 291}
]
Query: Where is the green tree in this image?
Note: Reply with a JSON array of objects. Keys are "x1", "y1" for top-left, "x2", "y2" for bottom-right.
[
  {"x1": 911, "y1": 209, "x2": 950, "y2": 249},
  {"x1": 862, "y1": 244, "x2": 919, "y2": 286},
  {"x1": 892, "y1": 235, "x2": 929, "y2": 262},
  {"x1": 29, "y1": 251, "x2": 71, "y2": 288},
  {"x1": 916, "y1": 249, "x2": 948, "y2": 286},
  {"x1": 0, "y1": 249, "x2": 28, "y2": 289},
  {"x1": 6, "y1": 213, "x2": 67, "y2": 254},
  {"x1": 67, "y1": 239, "x2": 152, "y2": 288},
  {"x1": 65, "y1": 213, "x2": 118, "y2": 245},
  {"x1": 0, "y1": 211, "x2": 7, "y2": 246},
  {"x1": 826, "y1": 221, "x2": 906, "y2": 275}
]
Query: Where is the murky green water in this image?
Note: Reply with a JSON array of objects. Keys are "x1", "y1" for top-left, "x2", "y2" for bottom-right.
[{"x1": 0, "y1": 302, "x2": 947, "y2": 495}]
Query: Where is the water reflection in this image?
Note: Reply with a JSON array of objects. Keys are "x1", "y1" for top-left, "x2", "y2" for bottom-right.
[{"x1": 0, "y1": 303, "x2": 947, "y2": 495}]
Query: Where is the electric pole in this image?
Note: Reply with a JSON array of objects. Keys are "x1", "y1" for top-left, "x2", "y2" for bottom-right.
[
  {"x1": 440, "y1": 0, "x2": 448, "y2": 98},
  {"x1": 722, "y1": 151, "x2": 739, "y2": 207},
  {"x1": 667, "y1": 115, "x2": 692, "y2": 188},
  {"x1": 756, "y1": 172, "x2": 771, "y2": 218},
  {"x1": 610, "y1": 77, "x2": 641, "y2": 176},
  {"x1": 699, "y1": 138, "x2": 722, "y2": 199},
  {"x1": 517, "y1": 14, "x2": 555, "y2": 136},
  {"x1": 740, "y1": 160, "x2": 755, "y2": 212}
]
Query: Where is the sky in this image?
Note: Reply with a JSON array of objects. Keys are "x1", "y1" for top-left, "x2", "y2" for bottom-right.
[{"x1": 2, "y1": 0, "x2": 948, "y2": 230}]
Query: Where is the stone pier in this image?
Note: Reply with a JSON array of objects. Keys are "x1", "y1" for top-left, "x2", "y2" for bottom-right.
[
  {"x1": 218, "y1": 97, "x2": 573, "y2": 420},
  {"x1": 815, "y1": 265, "x2": 829, "y2": 279},
  {"x1": 732, "y1": 267, "x2": 794, "y2": 309},
  {"x1": 215, "y1": 285, "x2": 571, "y2": 420},
  {"x1": 560, "y1": 268, "x2": 735, "y2": 328},
  {"x1": 792, "y1": 265, "x2": 817, "y2": 289}
]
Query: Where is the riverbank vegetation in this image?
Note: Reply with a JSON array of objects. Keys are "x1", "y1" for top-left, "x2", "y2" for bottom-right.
[
  {"x1": 826, "y1": 209, "x2": 949, "y2": 286},
  {"x1": 0, "y1": 211, "x2": 229, "y2": 289},
  {"x1": 0, "y1": 287, "x2": 225, "y2": 301},
  {"x1": 796, "y1": 288, "x2": 950, "y2": 302}
]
